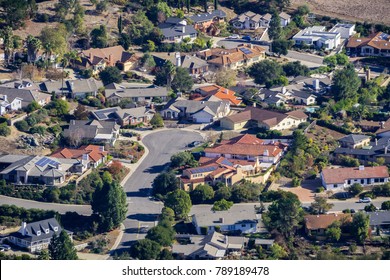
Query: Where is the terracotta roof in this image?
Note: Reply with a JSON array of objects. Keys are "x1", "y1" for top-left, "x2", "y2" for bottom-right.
[
  {"x1": 197, "y1": 85, "x2": 241, "y2": 106},
  {"x1": 321, "y1": 166, "x2": 389, "y2": 184},
  {"x1": 357, "y1": 120, "x2": 381, "y2": 127},
  {"x1": 228, "y1": 134, "x2": 264, "y2": 145},
  {"x1": 51, "y1": 145, "x2": 107, "y2": 163},
  {"x1": 347, "y1": 32, "x2": 390, "y2": 50},
  {"x1": 81, "y1": 46, "x2": 134, "y2": 67},
  {"x1": 223, "y1": 107, "x2": 288, "y2": 126},
  {"x1": 305, "y1": 214, "x2": 352, "y2": 230},
  {"x1": 206, "y1": 44, "x2": 265, "y2": 67}
]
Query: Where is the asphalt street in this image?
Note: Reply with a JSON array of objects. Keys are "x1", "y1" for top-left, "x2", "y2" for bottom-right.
[
  {"x1": 0, "y1": 195, "x2": 92, "y2": 215},
  {"x1": 115, "y1": 129, "x2": 203, "y2": 252}
]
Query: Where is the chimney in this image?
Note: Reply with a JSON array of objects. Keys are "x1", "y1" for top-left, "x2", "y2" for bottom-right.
[
  {"x1": 224, "y1": 88, "x2": 228, "y2": 94},
  {"x1": 366, "y1": 68, "x2": 371, "y2": 81},
  {"x1": 219, "y1": 217, "x2": 224, "y2": 223},
  {"x1": 89, "y1": 52, "x2": 93, "y2": 62},
  {"x1": 21, "y1": 221, "x2": 27, "y2": 236},
  {"x1": 182, "y1": 26, "x2": 185, "y2": 33},
  {"x1": 313, "y1": 79, "x2": 320, "y2": 91},
  {"x1": 3, "y1": 95, "x2": 7, "y2": 102},
  {"x1": 70, "y1": 82, "x2": 74, "y2": 90},
  {"x1": 282, "y1": 86, "x2": 287, "y2": 94},
  {"x1": 253, "y1": 102, "x2": 256, "y2": 107},
  {"x1": 108, "y1": 54, "x2": 112, "y2": 64},
  {"x1": 359, "y1": 165, "x2": 365, "y2": 170},
  {"x1": 82, "y1": 154, "x2": 89, "y2": 161},
  {"x1": 375, "y1": 138, "x2": 378, "y2": 146},
  {"x1": 175, "y1": 52, "x2": 181, "y2": 67},
  {"x1": 381, "y1": 121, "x2": 385, "y2": 129},
  {"x1": 98, "y1": 146, "x2": 104, "y2": 152},
  {"x1": 386, "y1": 146, "x2": 388, "y2": 154},
  {"x1": 57, "y1": 163, "x2": 62, "y2": 170}
]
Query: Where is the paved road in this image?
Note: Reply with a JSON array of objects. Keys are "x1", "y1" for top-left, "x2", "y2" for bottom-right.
[
  {"x1": 116, "y1": 129, "x2": 203, "y2": 252},
  {"x1": 217, "y1": 39, "x2": 324, "y2": 68},
  {"x1": 307, "y1": 198, "x2": 389, "y2": 212},
  {"x1": 0, "y1": 195, "x2": 92, "y2": 215}
]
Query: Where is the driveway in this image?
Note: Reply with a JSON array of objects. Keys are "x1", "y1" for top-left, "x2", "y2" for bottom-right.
[{"x1": 115, "y1": 129, "x2": 203, "y2": 252}]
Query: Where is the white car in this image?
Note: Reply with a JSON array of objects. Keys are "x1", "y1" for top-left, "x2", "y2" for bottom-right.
[
  {"x1": 228, "y1": 34, "x2": 240, "y2": 39},
  {"x1": 359, "y1": 197, "x2": 372, "y2": 203}
]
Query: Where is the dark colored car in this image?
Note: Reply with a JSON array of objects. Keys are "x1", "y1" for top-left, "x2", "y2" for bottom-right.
[{"x1": 188, "y1": 141, "x2": 202, "y2": 147}]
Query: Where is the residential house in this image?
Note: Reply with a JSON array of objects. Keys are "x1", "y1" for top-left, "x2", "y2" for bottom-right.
[
  {"x1": 279, "y1": 12, "x2": 291, "y2": 27},
  {"x1": 0, "y1": 84, "x2": 51, "y2": 108},
  {"x1": 304, "y1": 214, "x2": 352, "y2": 237},
  {"x1": 158, "y1": 17, "x2": 197, "y2": 43},
  {"x1": 153, "y1": 52, "x2": 209, "y2": 76},
  {"x1": 291, "y1": 76, "x2": 332, "y2": 95},
  {"x1": 195, "y1": 85, "x2": 242, "y2": 106},
  {"x1": 63, "y1": 119, "x2": 120, "y2": 146},
  {"x1": 8, "y1": 218, "x2": 72, "y2": 252},
  {"x1": 105, "y1": 83, "x2": 169, "y2": 105},
  {"x1": 334, "y1": 136, "x2": 390, "y2": 164},
  {"x1": 191, "y1": 204, "x2": 267, "y2": 235},
  {"x1": 51, "y1": 145, "x2": 108, "y2": 168},
  {"x1": 231, "y1": 12, "x2": 272, "y2": 29},
  {"x1": 197, "y1": 44, "x2": 265, "y2": 70},
  {"x1": 346, "y1": 32, "x2": 390, "y2": 57},
  {"x1": 292, "y1": 26, "x2": 341, "y2": 50},
  {"x1": 0, "y1": 155, "x2": 86, "y2": 185},
  {"x1": 329, "y1": 23, "x2": 356, "y2": 39},
  {"x1": 254, "y1": 239, "x2": 275, "y2": 249},
  {"x1": 40, "y1": 78, "x2": 103, "y2": 98},
  {"x1": 91, "y1": 106, "x2": 155, "y2": 126},
  {"x1": 338, "y1": 134, "x2": 371, "y2": 149},
  {"x1": 368, "y1": 211, "x2": 390, "y2": 235},
  {"x1": 320, "y1": 166, "x2": 389, "y2": 191},
  {"x1": 220, "y1": 106, "x2": 308, "y2": 131},
  {"x1": 0, "y1": 94, "x2": 22, "y2": 115},
  {"x1": 161, "y1": 98, "x2": 230, "y2": 123},
  {"x1": 375, "y1": 118, "x2": 390, "y2": 137},
  {"x1": 173, "y1": 232, "x2": 247, "y2": 260},
  {"x1": 257, "y1": 85, "x2": 317, "y2": 106},
  {"x1": 189, "y1": 10, "x2": 227, "y2": 36},
  {"x1": 76, "y1": 46, "x2": 136, "y2": 74}
]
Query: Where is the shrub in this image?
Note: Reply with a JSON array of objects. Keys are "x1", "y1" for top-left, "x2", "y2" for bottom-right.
[
  {"x1": 29, "y1": 126, "x2": 46, "y2": 135},
  {"x1": 292, "y1": 177, "x2": 301, "y2": 187},
  {"x1": 316, "y1": 187, "x2": 325, "y2": 193},
  {"x1": 14, "y1": 120, "x2": 30, "y2": 132},
  {"x1": 0, "y1": 124, "x2": 11, "y2": 137},
  {"x1": 349, "y1": 183, "x2": 363, "y2": 196},
  {"x1": 212, "y1": 199, "x2": 233, "y2": 211}
]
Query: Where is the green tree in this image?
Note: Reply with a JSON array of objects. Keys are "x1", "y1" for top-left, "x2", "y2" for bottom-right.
[
  {"x1": 270, "y1": 243, "x2": 287, "y2": 259},
  {"x1": 263, "y1": 191, "x2": 303, "y2": 238},
  {"x1": 165, "y1": 189, "x2": 192, "y2": 219},
  {"x1": 26, "y1": 101, "x2": 41, "y2": 113},
  {"x1": 90, "y1": 25, "x2": 108, "y2": 48},
  {"x1": 99, "y1": 66, "x2": 123, "y2": 85},
  {"x1": 364, "y1": 203, "x2": 377, "y2": 212},
  {"x1": 268, "y1": 11, "x2": 282, "y2": 40},
  {"x1": 130, "y1": 239, "x2": 161, "y2": 260},
  {"x1": 140, "y1": 53, "x2": 156, "y2": 72},
  {"x1": 91, "y1": 179, "x2": 127, "y2": 232},
  {"x1": 26, "y1": 35, "x2": 41, "y2": 64},
  {"x1": 212, "y1": 199, "x2": 233, "y2": 211},
  {"x1": 325, "y1": 221, "x2": 342, "y2": 242},
  {"x1": 0, "y1": 125, "x2": 11, "y2": 137},
  {"x1": 117, "y1": 15, "x2": 123, "y2": 34},
  {"x1": 331, "y1": 64, "x2": 361, "y2": 101},
  {"x1": 37, "y1": 249, "x2": 50, "y2": 260},
  {"x1": 215, "y1": 68, "x2": 237, "y2": 88},
  {"x1": 351, "y1": 212, "x2": 369, "y2": 244},
  {"x1": 311, "y1": 197, "x2": 333, "y2": 214},
  {"x1": 171, "y1": 67, "x2": 194, "y2": 93},
  {"x1": 14, "y1": 120, "x2": 30, "y2": 132},
  {"x1": 127, "y1": 11, "x2": 155, "y2": 45},
  {"x1": 73, "y1": 104, "x2": 90, "y2": 120},
  {"x1": 150, "y1": 113, "x2": 164, "y2": 128},
  {"x1": 297, "y1": 5, "x2": 310, "y2": 15},
  {"x1": 1, "y1": 0, "x2": 35, "y2": 29},
  {"x1": 152, "y1": 172, "x2": 179, "y2": 196},
  {"x1": 48, "y1": 99, "x2": 70, "y2": 116},
  {"x1": 190, "y1": 184, "x2": 214, "y2": 204},
  {"x1": 282, "y1": 61, "x2": 309, "y2": 77},
  {"x1": 160, "y1": 207, "x2": 175, "y2": 225},
  {"x1": 40, "y1": 25, "x2": 68, "y2": 64},
  {"x1": 159, "y1": 248, "x2": 174, "y2": 260},
  {"x1": 231, "y1": 180, "x2": 262, "y2": 202},
  {"x1": 248, "y1": 60, "x2": 283, "y2": 86},
  {"x1": 214, "y1": 186, "x2": 231, "y2": 200},
  {"x1": 143, "y1": 40, "x2": 156, "y2": 52},
  {"x1": 170, "y1": 151, "x2": 197, "y2": 168},
  {"x1": 48, "y1": 231, "x2": 78, "y2": 260},
  {"x1": 348, "y1": 183, "x2": 363, "y2": 196},
  {"x1": 146, "y1": 225, "x2": 175, "y2": 246},
  {"x1": 382, "y1": 201, "x2": 390, "y2": 210},
  {"x1": 271, "y1": 39, "x2": 292, "y2": 57}
]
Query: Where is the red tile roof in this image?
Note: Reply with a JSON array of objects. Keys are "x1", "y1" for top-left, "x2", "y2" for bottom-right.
[
  {"x1": 198, "y1": 85, "x2": 242, "y2": 105},
  {"x1": 304, "y1": 214, "x2": 352, "y2": 230},
  {"x1": 51, "y1": 145, "x2": 107, "y2": 163},
  {"x1": 347, "y1": 32, "x2": 390, "y2": 50},
  {"x1": 321, "y1": 166, "x2": 389, "y2": 184}
]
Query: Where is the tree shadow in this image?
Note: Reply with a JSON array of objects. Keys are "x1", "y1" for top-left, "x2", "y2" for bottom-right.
[
  {"x1": 143, "y1": 163, "x2": 169, "y2": 174},
  {"x1": 127, "y1": 213, "x2": 159, "y2": 222}
]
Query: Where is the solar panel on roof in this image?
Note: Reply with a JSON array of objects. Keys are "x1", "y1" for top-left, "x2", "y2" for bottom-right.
[
  {"x1": 190, "y1": 166, "x2": 217, "y2": 174},
  {"x1": 239, "y1": 48, "x2": 252, "y2": 55},
  {"x1": 221, "y1": 159, "x2": 233, "y2": 166},
  {"x1": 36, "y1": 157, "x2": 59, "y2": 168}
]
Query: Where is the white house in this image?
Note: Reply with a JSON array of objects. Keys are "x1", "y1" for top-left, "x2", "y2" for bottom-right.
[
  {"x1": 321, "y1": 166, "x2": 389, "y2": 191},
  {"x1": 0, "y1": 95, "x2": 22, "y2": 115},
  {"x1": 191, "y1": 204, "x2": 267, "y2": 235},
  {"x1": 279, "y1": 12, "x2": 291, "y2": 27},
  {"x1": 329, "y1": 23, "x2": 356, "y2": 39},
  {"x1": 231, "y1": 12, "x2": 272, "y2": 30},
  {"x1": 293, "y1": 26, "x2": 341, "y2": 50}
]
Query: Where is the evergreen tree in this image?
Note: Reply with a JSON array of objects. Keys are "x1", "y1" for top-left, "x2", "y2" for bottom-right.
[
  {"x1": 48, "y1": 231, "x2": 78, "y2": 260},
  {"x1": 117, "y1": 15, "x2": 123, "y2": 34},
  {"x1": 269, "y1": 12, "x2": 282, "y2": 40},
  {"x1": 91, "y1": 179, "x2": 127, "y2": 232}
]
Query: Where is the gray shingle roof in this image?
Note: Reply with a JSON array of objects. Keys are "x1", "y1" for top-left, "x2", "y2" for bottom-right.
[
  {"x1": 339, "y1": 134, "x2": 371, "y2": 144},
  {"x1": 168, "y1": 99, "x2": 228, "y2": 116},
  {"x1": 158, "y1": 21, "x2": 197, "y2": 38},
  {"x1": 0, "y1": 87, "x2": 51, "y2": 107},
  {"x1": 105, "y1": 85, "x2": 168, "y2": 99},
  {"x1": 189, "y1": 10, "x2": 227, "y2": 23},
  {"x1": 368, "y1": 211, "x2": 390, "y2": 226}
]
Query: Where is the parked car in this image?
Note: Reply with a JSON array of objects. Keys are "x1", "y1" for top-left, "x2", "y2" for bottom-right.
[
  {"x1": 0, "y1": 244, "x2": 10, "y2": 251},
  {"x1": 242, "y1": 35, "x2": 251, "y2": 41},
  {"x1": 228, "y1": 34, "x2": 240, "y2": 39},
  {"x1": 358, "y1": 197, "x2": 372, "y2": 203},
  {"x1": 188, "y1": 141, "x2": 202, "y2": 147}
]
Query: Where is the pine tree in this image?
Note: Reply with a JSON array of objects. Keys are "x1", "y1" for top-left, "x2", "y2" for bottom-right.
[
  {"x1": 214, "y1": 0, "x2": 218, "y2": 10},
  {"x1": 117, "y1": 15, "x2": 123, "y2": 34},
  {"x1": 269, "y1": 12, "x2": 282, "y2": 40},
  {"x1": 48, "y1": 231, "x2": 78, "y2": 260}
]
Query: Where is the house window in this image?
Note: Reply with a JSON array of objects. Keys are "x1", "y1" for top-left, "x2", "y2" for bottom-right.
[
  {"x1": 361, "y1": 179, "x2": 364, "y2": 184},
  {"x1": 241, "y1": 224, "x2": 246, "y2": 228},
  {"x1": 380, "y1": 178, "x2": 385, "y2": 182},
  {"x1": 333, "y1": 184, "x2": 337, "y2": 188}
]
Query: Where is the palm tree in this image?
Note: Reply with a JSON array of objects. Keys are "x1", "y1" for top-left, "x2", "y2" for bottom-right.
[
  {"x1": 1, "y1": 27, "x2": 14, "y2": 66},
  {"x1": 26, "y1": 35, "x2": 41, "y2": 64},
  {"x1": 164, "y1": 60, "x2": 176, "y2": 90},
  {"x1": 63, "y1": 50, "x2": 81, "y2": 69},
  {"x1": 43, "y1": 42, "x2": 54, "y2": 68}
]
